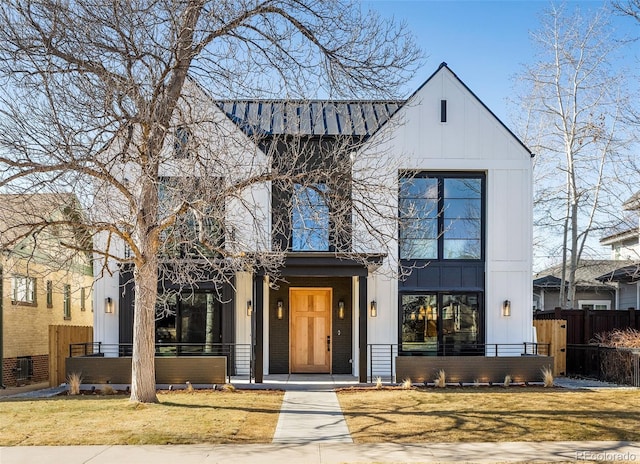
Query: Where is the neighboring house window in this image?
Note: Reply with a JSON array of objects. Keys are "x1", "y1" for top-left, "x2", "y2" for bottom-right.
[
  {"x1": 63, "y1": 285, "x2": 71, "y2": 319},
  {"x1": 399, "y1": 173, "x2": 483, "y2": 260},
  {"x1": 291, "y1": 183, "x2": 329, "y2": 251},
  {"x1": 12, "y1": 275, "x2": 36, "y2": 304},
  {"x1": 46, "y1": 280, "x2": 53, "y2": 308},
  {"x1": 579, "y1": 300, "x2": 610, "y2": 310},
  {"x1": 174, "y1": 126, "x2": 191, "y2": 158},
  {"x1": 80, "y1": 287, "x2": 86, "y2": 311}
]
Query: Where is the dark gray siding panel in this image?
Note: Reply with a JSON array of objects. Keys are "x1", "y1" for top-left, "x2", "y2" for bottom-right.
[{"x1": 400, "y1": 262, "x2": 484, "y2": 292}]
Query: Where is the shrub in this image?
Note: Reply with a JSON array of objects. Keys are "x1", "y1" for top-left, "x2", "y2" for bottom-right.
[
  {"x1": 186, "y1": 381, "x2": 194, "y2": 393},
  {"x1": 434, "y1": 370, "x2": 446, "y2": 388},
  {"x1": 102, "y1": 385, "x2": 116, "y2": 395},
  {"x1": 503, "y1": 375, "x2": 512, "y2": 387},
  {"x1": 67, "y1": 372, "x2": 82, "y2": 395},
  {"x1": 401, "y1": 378, "x2": 412, "y2": 389},
  {"x1": 541, "y1": 366, "x2": 554, "y2": 387},
  {"x1": 375, "y1": 376, "x2": 383, "y2": 389}
]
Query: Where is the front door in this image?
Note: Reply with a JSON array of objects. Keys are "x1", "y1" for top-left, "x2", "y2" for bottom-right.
[{"x1": 290, "y1": 288, "x2": 332, "y2": 373}]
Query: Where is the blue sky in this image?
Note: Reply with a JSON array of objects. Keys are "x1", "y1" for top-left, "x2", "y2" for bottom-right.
[{"x1": 365, "y1": 0, "x2": 638, "y2": 125}]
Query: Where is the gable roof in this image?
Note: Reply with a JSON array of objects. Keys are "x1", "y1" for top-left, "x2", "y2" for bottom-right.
[
  {"x1": 533, "y1": 260, "x2": 630, "y2": 290},
  {"x1": 215, "y1": 100, "x2": 403, "y2": 137},
  {"x1": 0, "y1": 193, "x2": 85, "y2": 251},
  {"x1": 402, "y1": 62, "x2": 533, "y2": 158},
  {"x1": 213, "y1": 63, "x2": 532, "y2": 157}
]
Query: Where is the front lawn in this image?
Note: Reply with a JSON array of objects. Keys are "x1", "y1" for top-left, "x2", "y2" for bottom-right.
[
  {"x1": 338, "y1": 387, "x2": 640, "y2": 443},
  {"x1": 0, "y1": 389, "x2": 283, "y2": 446}
]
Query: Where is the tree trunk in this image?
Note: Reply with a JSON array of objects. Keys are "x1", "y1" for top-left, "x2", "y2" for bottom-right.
[
  {"x1": 130, "y1": 255, "x2": 159, "y2": 403},
  {"x1": 129, "y1": 175, "x2": 161, "y2": 404}
]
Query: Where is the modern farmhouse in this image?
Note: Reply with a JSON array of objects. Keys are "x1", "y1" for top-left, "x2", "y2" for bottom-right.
[{"x1": 89, "y1": 63, "x2": 542, "y2": 383}]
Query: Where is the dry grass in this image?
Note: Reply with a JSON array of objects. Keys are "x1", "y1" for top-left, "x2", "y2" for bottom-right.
[
  {"x1": 401, "y1": 378, "x2": 412, "y2": 389},
  {"x1": 375, "y1": 377, "x2": 383, "y2": 390},
  {"x1": 0, "y1": 389, "x2": 283, "y2": 446},
  {"x1": 434, "y1": 369, "x2": 446, "y2": 388},
  {"x1": 338, "y1": 388, "x2": 640, "y2": 443},
  {"x1": 503, "y1": 375, "x2": 512, "y2": 387}
]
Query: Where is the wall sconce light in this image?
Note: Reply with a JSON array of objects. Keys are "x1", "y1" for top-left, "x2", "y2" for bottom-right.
[
  {"x1": 277, "y1": 300, "x2": 284, "y2": 320},
  {"x1": 370, "y1": 300, "x2": 377, "y2": 318},
  {"x1": 502, "y1": 300, "x2": 511, "y2": 317},
  {"x1": 246, "y1": 300, "x2": 253, "y2": 317},
  {"x1": 338, "y1": 300, "x2": 345, "y2": 319},
  {"x1": 105, "y1": 297, "x2": 114, "y2": 314}
]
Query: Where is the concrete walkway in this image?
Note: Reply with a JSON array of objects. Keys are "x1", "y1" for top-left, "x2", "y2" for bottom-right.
[{"x1": 272, "y1": 375, "x2": 353, "y2": 444}]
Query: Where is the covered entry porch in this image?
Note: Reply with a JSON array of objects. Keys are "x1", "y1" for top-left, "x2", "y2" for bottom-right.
[{"x1": 253, "y1": 253, "x2": 382, "y2": 382}]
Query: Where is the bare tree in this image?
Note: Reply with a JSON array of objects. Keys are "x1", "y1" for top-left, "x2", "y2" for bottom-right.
[
  {"x1": 514, "y1": 3, "x2": 630, "y2": 308},
  {"x1": 0, "y1": 1, "x2": 420, "y2": 403}
]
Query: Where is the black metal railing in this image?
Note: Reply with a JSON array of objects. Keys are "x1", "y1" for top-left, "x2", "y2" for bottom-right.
[
  {"x1": 567, "y1": 344, "x2": 640, "y2": 387},
  {"x1": 367, "y1": 342, "x2": 550, "y2": 383},
  {"x1": 69, "y1": 342, "x2": 253, "y2": 383}
]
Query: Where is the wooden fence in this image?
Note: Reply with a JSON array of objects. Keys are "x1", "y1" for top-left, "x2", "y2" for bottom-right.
[
  {"x1": 533, "y1": 319, "x2": 567, "y2": 376},
  {"x1": 534, "y1": 308, "x2": 640, "y2": 344},
  {"x1": 48, "y1": 325, "x2": 93, "y2": 387}
]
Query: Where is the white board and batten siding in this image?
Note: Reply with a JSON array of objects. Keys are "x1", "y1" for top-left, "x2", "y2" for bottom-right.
[{"x1": 358, "y1": 65, "x2": 534, "y2": 349}]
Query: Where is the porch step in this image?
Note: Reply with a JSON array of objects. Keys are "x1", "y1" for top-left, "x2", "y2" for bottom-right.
[{"x1": 272, "y1": 390, "x2": 352, "y2": 443}]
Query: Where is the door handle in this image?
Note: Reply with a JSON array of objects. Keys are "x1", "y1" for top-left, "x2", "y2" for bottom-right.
[{"x1": 327, "y1": 335, "x2": 331, "y2": 352}]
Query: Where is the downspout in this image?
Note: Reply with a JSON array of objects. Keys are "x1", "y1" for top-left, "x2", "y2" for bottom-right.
[{"x1": 0, "y1": 265, "x2": 5, "y2": 388}]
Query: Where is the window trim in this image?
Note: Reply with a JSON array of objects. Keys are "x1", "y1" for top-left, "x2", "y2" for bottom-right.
[
  {"x1": 12, "y1": 275, "x2": 37, "y2": 306},
  {"x1": 578, "y1": 300, "x2": 611, "y2": 310},
  {"x1": 46, "y1": 280, "x2": 53, "y2": 308},
  {"x1": 399, "y1": 171, "x2": 485, "y2": 262},
  {"x1": 63, "y1": 284, "x2": 71, "y2": 320},
  {"x1": 290, "y1": 183, "x2": 330, "y2": 252}
]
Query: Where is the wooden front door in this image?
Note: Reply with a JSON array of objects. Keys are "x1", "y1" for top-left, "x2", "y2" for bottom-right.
[{"x1": 290, "y1": 288, "x2": 332, "y2": 373}]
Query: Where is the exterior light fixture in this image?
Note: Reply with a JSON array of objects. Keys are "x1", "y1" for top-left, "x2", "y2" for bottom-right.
[
  {"x1": 502, "y1": 300, "x2": 511, "y2": 317},
  {"x1": 370, "y1": 300, "x2": 377, "y2": 318},
  {"x1": 338, "y1": 300, "x2": 345, "y2": 320},
  {"x1": 277, "y1": 300, "x2": 284, "y2": 320},
  {"x1": 105, "y1": 297, "x2": 114, "y2": 314},
  {"x1": 246, "y1": 300, "x2": 253, "y2": 317}
]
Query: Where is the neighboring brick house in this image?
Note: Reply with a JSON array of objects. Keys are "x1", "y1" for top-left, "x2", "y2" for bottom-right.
[{"x1": 0, "y1": 194, "x2": 93, "y2": 387}]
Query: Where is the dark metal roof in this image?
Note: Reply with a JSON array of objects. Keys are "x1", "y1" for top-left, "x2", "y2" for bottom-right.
[
  {"x1": 216, "y1": 100, "x2": 403, "y2": 137},
  {"x1": 596, "y1": 264, "x2": 640, "y2": 283}
]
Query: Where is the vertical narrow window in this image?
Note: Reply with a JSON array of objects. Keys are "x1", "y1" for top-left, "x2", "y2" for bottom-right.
[
  {"x1": 291, "y1": 183, "x2": 329, "y2": 251},
  {"x1": 80, "y1": 287, "x2": 86, "y2": 311},
  {"x1": 174, "y1": 126, "x2": 191, "y2": 158},
  {"x1": 63, "y1": 285, "x2": 71, "y2": 319},
  {"x1": 46, "y1": 280, "x2": 53, "y2": 308},
  {"x1": 440, "y1": 100, "x2": 447, "y2": 123}
]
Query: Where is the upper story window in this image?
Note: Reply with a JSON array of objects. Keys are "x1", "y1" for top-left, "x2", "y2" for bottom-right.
[
  {"x1": 158, "y1": 177, "x2": 224, "y2": 257},
  {"x1": 291, "y1": 183, "x2": 329, "y2": 251},
  {"x1": 400, "y1": 173, "x2": 483, "y2": 261},
  {"x1": 174, "y1": 126, "x2": 191, "y2": 159},
  {"x1": 12, "y1": 275, "x2": 36, "y2": 304}
]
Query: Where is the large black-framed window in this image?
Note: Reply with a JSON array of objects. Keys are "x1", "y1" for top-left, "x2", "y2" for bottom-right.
[
  {"x1": 399, "y1": 173, "x2": 484, "y2": 261},
  {"x1": 399, "y1": 292, "x2": 483, "y2": 355}
]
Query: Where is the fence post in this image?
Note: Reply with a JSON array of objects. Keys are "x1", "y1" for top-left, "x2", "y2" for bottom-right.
[
  {"x1": 583, "y1": 310, "x2": 591, "y2": 344},
  {"x1": 629, "y1": 308, "x2": 637, "y2": 330},
  {"x1": 554, "y1": 307, "x2": 562, "y2": 319}
]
